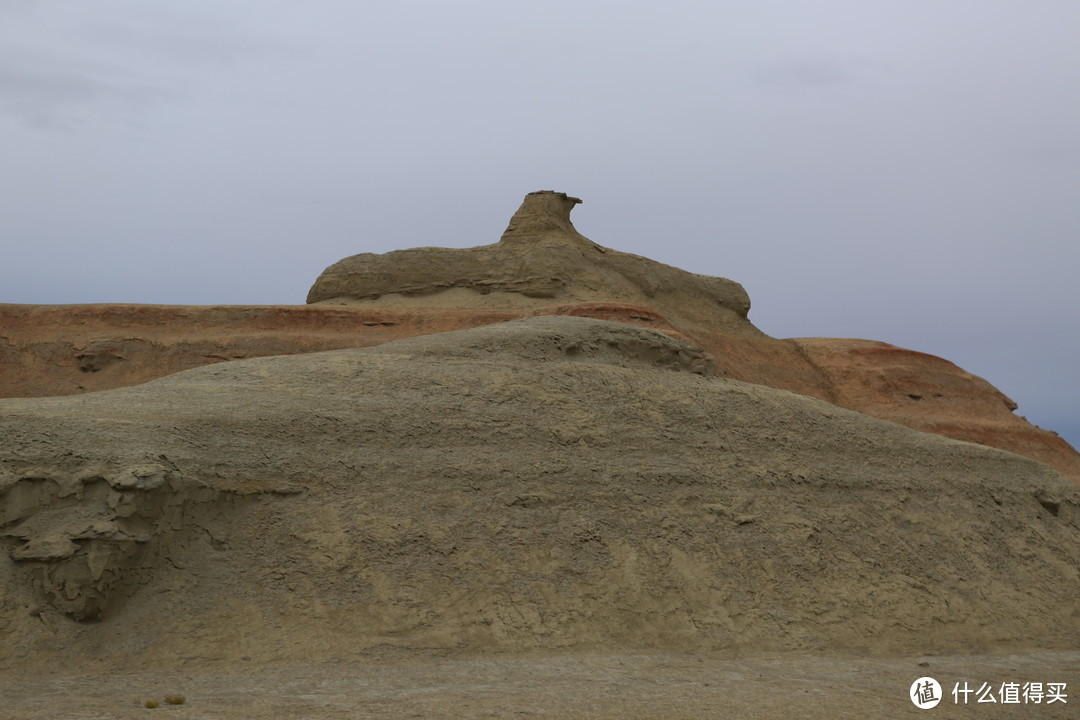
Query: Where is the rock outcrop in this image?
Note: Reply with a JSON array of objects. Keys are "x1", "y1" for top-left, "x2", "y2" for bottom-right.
[
  {"x1": 2, "y1": 317, "x2": 1077, "y2": 667},
  {"x1": 3, "y1": 190, "x2": 1076, "y2": 484},
  {"x1": 306, "y1": 191, "x2": 757, "y2": 336},
  {"x1": 790, "y1": 338, "x2": 1080, "y2": 479}
]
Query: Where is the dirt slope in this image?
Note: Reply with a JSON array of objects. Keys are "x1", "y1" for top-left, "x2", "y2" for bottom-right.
[
  {"x1": 2, "y1": 317, "x2": 1077, "y2": 674},
  {"x1": 2, "y1": 651, "x2": 1077, "y2": 719}
]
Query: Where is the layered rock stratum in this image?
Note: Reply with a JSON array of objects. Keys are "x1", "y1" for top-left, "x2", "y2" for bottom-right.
[
  {"x1": 2, "y1": 316, "x2": 1077, "y2": 662},
  {"x1": 3, "y1": 191, "x2": 1078, "y2": 483},
  {"x1": 1, "y1": 191, "x2": 1078, "y2": 717}
]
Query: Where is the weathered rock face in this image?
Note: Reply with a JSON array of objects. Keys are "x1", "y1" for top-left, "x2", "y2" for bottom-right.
[
  {"x1": 2, "y1": 193, "x2": 1080, "y2": 483},
  {"x1": 0, "y1": 303, "x2": 455, "y2": 398},
  {"x1": 306, "y1": 190, "x2": 757, "y2": 336},
  {"x1": 2, "y1": 317, "x2": 1077, "y2": 667},
  {"x1": 790, "y1": 338, "x2": 1080, "y2": 479},
  {"x1": 0, "y1": 464, "x2": 246, "y2": 621},
  {"x1": 303, "y1": 189, "x2": 1080, "y2": 482},
  {"x1": 3, "y1": 191, "x2": 1078, "y2": 485}
]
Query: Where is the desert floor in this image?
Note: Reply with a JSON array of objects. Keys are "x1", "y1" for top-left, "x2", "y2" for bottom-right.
[{"x1": 2, "y1": 649, "x2": 1076, "y2": 719}]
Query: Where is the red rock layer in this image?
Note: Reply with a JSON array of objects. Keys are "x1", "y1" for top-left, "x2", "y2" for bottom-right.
[{"x1": 2, "y1": 301, "x2": 1077, "y2": 485}]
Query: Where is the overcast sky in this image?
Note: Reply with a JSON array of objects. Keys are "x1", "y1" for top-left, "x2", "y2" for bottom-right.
[{"x1": 2, "y1": 1, "x2": 1078, "y2": 449}]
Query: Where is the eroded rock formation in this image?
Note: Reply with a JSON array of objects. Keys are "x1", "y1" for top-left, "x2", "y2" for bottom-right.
[
  {"x1": 2, "y1": 318, "x2": 1077, "y2": 666},
  {"x1": 2, "y1": 191, "x2": 1076, "y2": 483},
  {"x1": 306, "y1": 191, "x2": 756, "y2": 335},
  {"x1": 0, "y1": 464, "x2": 249, "y2": 621}
]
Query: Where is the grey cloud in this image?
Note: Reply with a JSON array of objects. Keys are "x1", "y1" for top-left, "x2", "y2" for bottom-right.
[
  {"x1": 0, "y1": 4, "x2": 295, "y2": 130},
  {"x1": 76, "y1": 9, "x2": 302, "y2": 67},
  {"x1": 751, "y1": 55, "x2": 889, "y2": 89},
  {"x1": 0, "y1": 61, "x2": 168, "y2": 129},
  {"x1": 0, "y1": 0, "x2": 33, "y2": 18}
]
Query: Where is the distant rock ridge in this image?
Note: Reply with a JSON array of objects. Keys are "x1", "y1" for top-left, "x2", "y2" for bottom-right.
[{"x1": 0, "y1": 191, "x2": 1078, "y2": 484}]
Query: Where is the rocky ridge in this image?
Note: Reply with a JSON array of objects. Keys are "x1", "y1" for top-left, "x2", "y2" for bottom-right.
[
  {"x1": 2, "y1": 189, "x2": 1079, "y2": 711},
  {"x1": 306, "y1": 191, "x2": 755, "y2": 336},
  {"x1": 2, "y1": 191, "x2": 1077, "y2": 483}
]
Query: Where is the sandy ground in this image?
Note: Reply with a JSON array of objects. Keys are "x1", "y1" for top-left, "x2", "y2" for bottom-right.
[{"x1": 2, "y1": 649, "x2": 1076, "y2": 720}]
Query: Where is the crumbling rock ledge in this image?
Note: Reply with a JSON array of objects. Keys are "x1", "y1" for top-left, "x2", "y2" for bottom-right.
[{"x1": 0, "y1": 462, "x2": 291, "y2": 622}]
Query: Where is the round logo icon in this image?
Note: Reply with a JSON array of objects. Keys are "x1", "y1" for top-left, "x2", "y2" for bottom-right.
[{"x1": 910, "y1": 677, "x2": 942, "y2": 709}]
